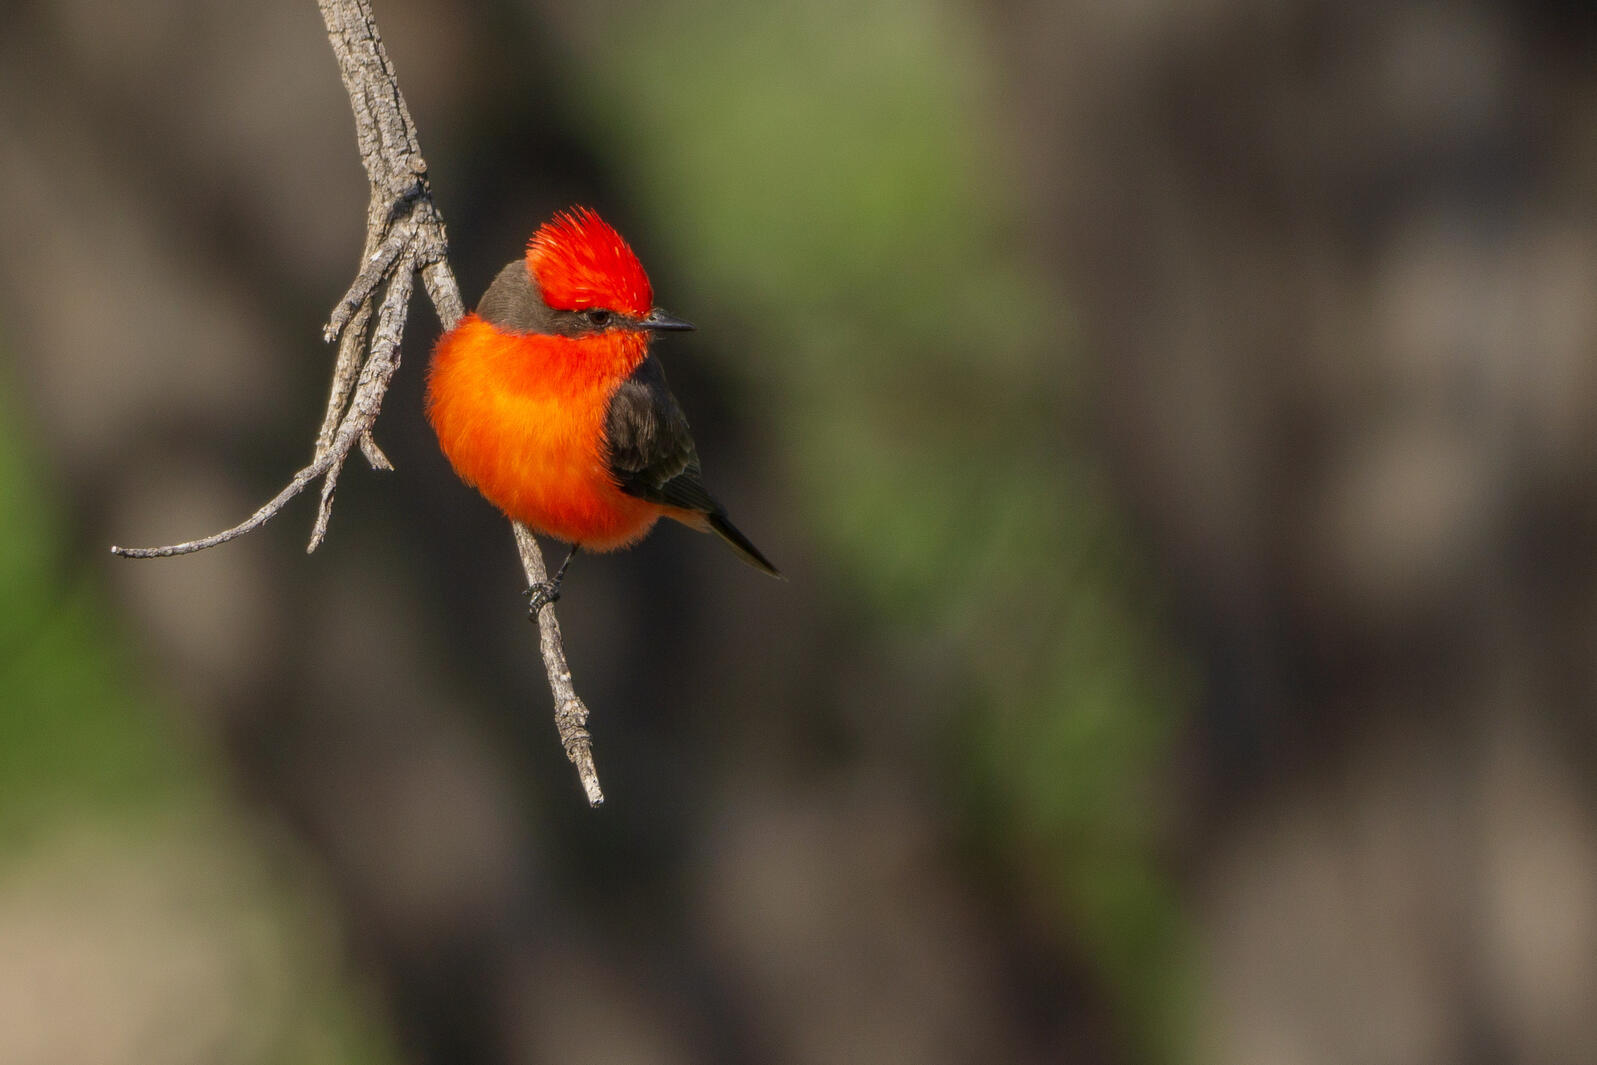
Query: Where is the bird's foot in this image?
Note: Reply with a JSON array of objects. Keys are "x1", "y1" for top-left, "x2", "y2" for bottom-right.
[
  {"x1": 525, "y1": 579, "x2": 562, "y2": 618},
  {"x1": 524, "y1": 545, "x2": 579, "y2": 620}
]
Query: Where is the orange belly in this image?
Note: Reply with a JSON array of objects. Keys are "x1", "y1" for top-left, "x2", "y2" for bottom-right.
[{"x1": 426, "y1": 315, "x2": 661, "y2": 551}]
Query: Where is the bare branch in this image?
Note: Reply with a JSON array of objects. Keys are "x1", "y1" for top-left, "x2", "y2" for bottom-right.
[
  {"x1": 359, "y1": 433, "x2": 394, "y2": 471},
  {"x1": 308, "y1": 249, "x2": 413, "y2": 551},
  {"x1": 110, "y1": 460, "x2": 330, "y2": 558},
  {"x1": 111, "y1": 0, "x2": 607, "y2": 803},
  {"x1": 324, "y1": 233, "x2": 406, "y2": 343},
  {"x1": 316, "y1": 297, "x2": 371, "y2": 459},
  {"x1": 419, "y1": 256, "x2": 465, "y2": 328},
  {"x1": 515, "y1": 523, "x2": 604, "y2": 807}
]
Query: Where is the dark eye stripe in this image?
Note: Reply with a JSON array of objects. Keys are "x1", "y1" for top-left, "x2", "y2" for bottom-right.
[{"x1": 475, "y1": 262, "x2": 640, "y2": 337}]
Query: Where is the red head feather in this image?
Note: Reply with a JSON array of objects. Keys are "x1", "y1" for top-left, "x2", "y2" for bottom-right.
[{"x1": 525, "y1": 207, "x2": 653, "y2": 318}]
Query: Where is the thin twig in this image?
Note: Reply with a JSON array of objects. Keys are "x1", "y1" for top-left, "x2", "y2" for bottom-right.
[
  {"x1": 309, "y1": 249, "x2": 414, "y2": 551},
  {"x1": 317, "y1": 297, "x2": 371, "y2": 458},
  {"x1": 110, "y1": 0, "x2": 605, "y2": 804},
  {"x1": 515, "y1": 523, "x2": 604, "y2": 806},
  {"x1": 110, "y1": 460, "x2": 331, "y2": 558}
]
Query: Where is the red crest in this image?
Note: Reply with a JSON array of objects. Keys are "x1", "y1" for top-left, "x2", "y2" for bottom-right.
[{"x1": 525, "y1": 207, "x2": 653, "y2": 317}]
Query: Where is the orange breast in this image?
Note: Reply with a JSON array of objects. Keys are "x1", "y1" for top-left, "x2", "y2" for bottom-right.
[{"x1": 426, "y1": 315, "x2": 661, "y2": 550}]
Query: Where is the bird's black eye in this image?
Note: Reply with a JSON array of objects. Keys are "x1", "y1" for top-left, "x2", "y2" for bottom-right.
[{"x1": 583, "y1": 308, "x2": 613, "y2": 329}]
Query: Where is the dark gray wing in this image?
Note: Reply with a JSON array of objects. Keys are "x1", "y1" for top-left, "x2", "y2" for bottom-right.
[
  {"x1": 605, "y1": 355, "x2": 783, "y2": 577},
  {"x1": 604, "y1": 354, "x2": 718, "y2": 514}
]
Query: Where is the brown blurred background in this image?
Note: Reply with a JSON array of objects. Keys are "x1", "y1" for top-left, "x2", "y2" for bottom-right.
[{"x1": 3, "y1": 1, "x2": 1596, "y2": 1063}]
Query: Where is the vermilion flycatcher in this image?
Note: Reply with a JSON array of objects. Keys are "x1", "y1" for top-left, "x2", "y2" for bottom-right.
[{"x1": 427, "y1": 208, "x2": 780, "y2": 608}]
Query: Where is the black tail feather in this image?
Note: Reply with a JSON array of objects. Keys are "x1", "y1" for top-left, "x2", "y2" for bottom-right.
[{"x1": 706, "y1": 511, "x2": 783, "y2": 579}]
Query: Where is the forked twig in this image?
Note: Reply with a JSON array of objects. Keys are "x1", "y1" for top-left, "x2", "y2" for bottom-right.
[{"x1": 109, "y1": 0, "x2": 604, "y2": 805}]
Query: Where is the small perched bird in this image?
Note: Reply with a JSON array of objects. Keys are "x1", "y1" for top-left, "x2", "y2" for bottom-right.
[{"x1": 427, "y1": 207, "x2": 780, "y2": 608}]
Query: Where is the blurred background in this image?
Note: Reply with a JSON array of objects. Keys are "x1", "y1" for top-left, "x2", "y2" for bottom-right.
[{"x1": 3, "y1": 0, "x2": 1596, "y2": 1062}]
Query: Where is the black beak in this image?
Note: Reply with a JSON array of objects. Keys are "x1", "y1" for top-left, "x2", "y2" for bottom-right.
[{"x1": 640, "y1": 308, "x2": 695, "y2": 332}]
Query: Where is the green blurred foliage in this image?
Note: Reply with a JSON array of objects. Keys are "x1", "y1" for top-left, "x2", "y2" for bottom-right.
[
  {"x1": 539, "y1": 0, "x2": 1196, "y2": 1055},
  {"x1": 0, "y1": 361, "x2": 396, "y2": 1065},
  {"x1": 0, "y1": 382, "x2": 192, "y2": 849}
]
